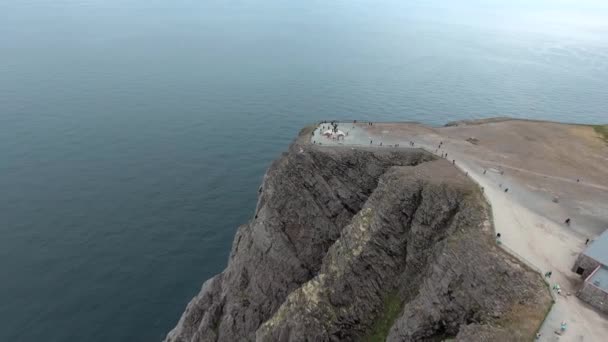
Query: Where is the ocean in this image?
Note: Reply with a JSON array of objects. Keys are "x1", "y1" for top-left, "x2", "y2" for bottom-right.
[{"x1": 1, "y1": 0, "x2": 607, "y2": 341}]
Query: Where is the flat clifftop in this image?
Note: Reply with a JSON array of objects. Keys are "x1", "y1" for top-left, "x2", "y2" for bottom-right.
[
  {"x1": 325, "y1": 118, "x2": 608, "y2": 339},
  {"x1": 166, "y1": 127, "x2": 551, "y2": 341}
]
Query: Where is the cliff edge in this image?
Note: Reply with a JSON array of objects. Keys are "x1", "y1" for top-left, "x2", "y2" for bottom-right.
[{"x1": 166, "y1": 127, "x2": 551, "y2": 341}]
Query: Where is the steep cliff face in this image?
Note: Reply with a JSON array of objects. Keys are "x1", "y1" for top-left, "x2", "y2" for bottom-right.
[{"x1": 166, "y1": 130, "x2": 551, "y2": 342}]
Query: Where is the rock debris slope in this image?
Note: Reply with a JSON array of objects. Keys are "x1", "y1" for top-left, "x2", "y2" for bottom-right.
[{"x1": 166, "y1": 128, "x2": 551, "y2": 342}]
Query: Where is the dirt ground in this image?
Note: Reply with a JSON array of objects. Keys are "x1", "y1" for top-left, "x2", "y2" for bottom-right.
[{"x1": 312, "y1": 119, "x2": 608, "y2": 341}]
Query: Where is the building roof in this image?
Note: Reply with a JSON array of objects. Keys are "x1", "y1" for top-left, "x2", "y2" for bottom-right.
[
  {"x1": 584, "y1": 229, "x2": 608, "y2": 266},
  {"x1": 588, "y1": 265, "x2": 608, "y2": 293}
]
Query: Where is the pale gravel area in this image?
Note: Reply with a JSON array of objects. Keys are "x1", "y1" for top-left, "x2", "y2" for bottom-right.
[{"x1": 312, "y1": 120, "x2": 608, "y2": 341}]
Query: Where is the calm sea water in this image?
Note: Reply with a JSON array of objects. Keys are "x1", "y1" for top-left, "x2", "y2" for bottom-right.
[{"x1": 1, "y1": 0, "x2": 607, "y2": 341}]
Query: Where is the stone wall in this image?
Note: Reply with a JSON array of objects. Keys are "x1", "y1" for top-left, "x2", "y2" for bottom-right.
[
  {"x1": 578, "y1": 282, "x2": 608, "y2": 314},
  {"x1": 572, "y1": 254, "x2": 601, "y2": 279}
]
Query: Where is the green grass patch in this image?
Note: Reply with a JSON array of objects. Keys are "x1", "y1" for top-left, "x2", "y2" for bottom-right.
[
  {"x1": 593, "y1": 125, "x2": 608, "y2": 143},
  {"x1": 364, "y1": 291, "x2": 403, "y2": 342}
]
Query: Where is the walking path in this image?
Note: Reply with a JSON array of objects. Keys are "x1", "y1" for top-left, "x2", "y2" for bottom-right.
[
  {"x1": 455, "y1": 155, "x2": 608, "y2": 192},
  {"x1": 435, "y1": 148, "x2": 607, "y2": 342}
]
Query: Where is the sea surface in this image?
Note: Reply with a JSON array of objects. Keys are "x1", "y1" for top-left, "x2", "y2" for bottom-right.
[{"x1": 1, "y1": 0, "x2": 607, "y2": 341}]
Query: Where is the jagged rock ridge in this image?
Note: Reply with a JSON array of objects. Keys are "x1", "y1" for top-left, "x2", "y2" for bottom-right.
[{"x1": 166, "y1": 129, "x2": 551, "y2": 342}]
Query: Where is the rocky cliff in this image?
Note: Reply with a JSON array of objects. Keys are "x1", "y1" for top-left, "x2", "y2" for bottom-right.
[{"x1": 166, "y1": 128, "x2": 551, "y2": 342}]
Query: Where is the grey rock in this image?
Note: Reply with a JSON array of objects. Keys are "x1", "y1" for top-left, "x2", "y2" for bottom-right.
[{"x1": 166, "y1": 128, "x2": 551, "y2": 342}]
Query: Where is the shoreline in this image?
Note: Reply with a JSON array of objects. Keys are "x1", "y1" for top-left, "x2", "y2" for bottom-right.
[{"x1": 315, "y1": 117, "x2": 608, "y2": 129}]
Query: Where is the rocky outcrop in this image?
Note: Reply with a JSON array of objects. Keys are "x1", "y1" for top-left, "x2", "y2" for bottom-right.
[{"x1": 166, "y1": 128, "x2": 551, "y2": 342}]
